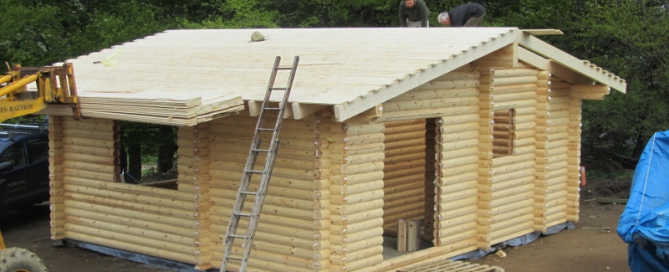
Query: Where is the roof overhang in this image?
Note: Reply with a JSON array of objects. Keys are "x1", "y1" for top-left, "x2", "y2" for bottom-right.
[
  {"x1": 332, "y1": 29, "x2": 519, "y2": 122},
  {"x1": 516, "y1": 31, "x2": 627, "y2": 93}
]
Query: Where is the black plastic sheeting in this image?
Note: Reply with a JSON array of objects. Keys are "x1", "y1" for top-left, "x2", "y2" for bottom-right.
[
  {"x1": 66, "y1": 239, "x2": 217, "y2": 272},
  {"x1": 66, "y1": 222, "x2": 575, "y2": 271},
  {"x1": 452, "y1": 222, "x2": 576, "y2": 260}
]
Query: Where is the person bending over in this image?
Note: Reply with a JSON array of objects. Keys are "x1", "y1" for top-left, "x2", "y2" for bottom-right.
[
  {"x1": 399, "y1": 0, "x2": 430, "y2": 27},
  {"x1": 438, "y1": 3, "x2": 485, "y2": 27}
]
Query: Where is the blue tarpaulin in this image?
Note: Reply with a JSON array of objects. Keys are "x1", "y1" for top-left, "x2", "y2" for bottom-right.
[{"x1": 618, "y1": 130, "x2": 669, "y2": 272}]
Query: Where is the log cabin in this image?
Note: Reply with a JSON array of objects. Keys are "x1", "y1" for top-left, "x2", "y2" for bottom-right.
[{"x1": 40, "y1": 27, "x2": 626, "y2": 271}]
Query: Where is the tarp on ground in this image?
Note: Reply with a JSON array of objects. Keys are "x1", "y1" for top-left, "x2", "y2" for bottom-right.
[{"x1": 618, "y1": 130, "x2": 669, "y2": 272}]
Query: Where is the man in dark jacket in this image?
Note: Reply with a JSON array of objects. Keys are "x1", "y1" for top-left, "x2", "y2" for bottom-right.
[
  {"x1": 438, "y1": 3, "x2": 485, "y2": 27},
  {"x1": 399, "y1": 0, "x2": 430, "y2": 27}
]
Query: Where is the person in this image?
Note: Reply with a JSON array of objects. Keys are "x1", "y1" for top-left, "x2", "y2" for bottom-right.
[
  {"x1": 438, "y1": 3, "x2": 486, "y2": 27},
  {"x1": 399, "y1": 0, "x2": 430, "y2": 28}
]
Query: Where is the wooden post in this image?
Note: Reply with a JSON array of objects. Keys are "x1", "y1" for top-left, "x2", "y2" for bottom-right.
[
  {"x1": 566, "y1": 93, "x2": 583, "y2": 222},
  {"x1": 398, "y1": 219, "x2": 407, "y2": 252},
  {"x1": 406, "y1": 219, "x2": 420, "y2": 252}
]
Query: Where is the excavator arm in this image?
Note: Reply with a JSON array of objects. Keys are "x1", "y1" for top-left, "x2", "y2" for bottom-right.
[{"x1": 0, "y1": 63, "x2": 82, "y2": 123}]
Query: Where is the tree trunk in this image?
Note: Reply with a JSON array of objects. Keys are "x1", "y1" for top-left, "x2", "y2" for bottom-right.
[
  {"x1": 157, "y1": 126, "x2": 177, "y2": 174},
  {"x1": 128, "y1": 141, "x2": 142, "y2": 183},
  {"x1": 631, "y1": 133, "x2": 646, "y2": 161},
  {"x1": 119, "y1": 144, "x2": 128, "y2": 174}
]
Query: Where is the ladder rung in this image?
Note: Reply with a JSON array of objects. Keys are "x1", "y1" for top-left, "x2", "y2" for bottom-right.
[
  {"x1": 257, "y1": 128, "x2": 275, "y2": 131},
  {"x1": 245, "y1": 170, "x2": 264, "y2": 174},
  {"x1": 234, "y1": 211, "x2": 252, "y2": 217},
  {"x1": 240, "y1": 190, "x2": 258, "y2": 196},
  {"x1": 228, "y1": 234, "x2": 249, "y2": 240},
  {"x1": 263, "y1": 107, "x2": 281, "y2": 111},
  {"x1": 276, "y1": 67, "x2": 293, "y2": 70},
  {"x1": 252, "y1": 148, "x2": 270, "y2": 152},
  {"x1": 226, "y1": 256, "x2": 244, "y2": 261},
  {"x1": 270, "y1": 87, "x2": 287, "y2": 91}
]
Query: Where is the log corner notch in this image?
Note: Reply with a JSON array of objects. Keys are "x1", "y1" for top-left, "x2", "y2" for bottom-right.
[
  {"x1": 247, "y1": 100, "x2": 328, "y2": 120},
  {"x1": 335, "y1": 104, "x2": 383, "y2": 125}
]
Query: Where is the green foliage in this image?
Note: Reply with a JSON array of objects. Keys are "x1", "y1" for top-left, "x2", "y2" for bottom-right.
[
  {"x1": 0, "y1": 0, "x2": 68, "y2": 71},
  {"x1": 72, "y1": 0, "x2": 172, "y2": 53},
  {"x1": 120, "y1": 122, "x2": 176, "y2": 165},
  {"x1": 586, "y1": 168, "x2": 635, "y2": 180},
  {"x1": 179, "y1": 0, "x2": 281, "y2": 28},
  {"x1": 2, "y1": 0, "x2": 668, "y2": 173}
]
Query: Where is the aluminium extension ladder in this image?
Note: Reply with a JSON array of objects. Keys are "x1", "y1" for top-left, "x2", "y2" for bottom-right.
[{"x1": 220, "y1": 56, "x2": 299, "y2": 272}]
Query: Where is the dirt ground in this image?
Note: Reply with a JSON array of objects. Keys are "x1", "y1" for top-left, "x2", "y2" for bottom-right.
[
  {"x1": 0, "y1": 200, "x2": 629, "y2": 272},
  {"x1": 470, "y1": 202, "x2": 629, "y2": 272}
]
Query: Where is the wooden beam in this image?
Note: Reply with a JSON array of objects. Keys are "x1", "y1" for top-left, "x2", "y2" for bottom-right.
[
  {"x1": 247, "y1": 100, "x2": 262, "y2": 116},
  {"x1": 517, "y1": 47, "x2": 592, "y2": 85},
  {"x1": 343, "y1": 104, "x2": 383, "y2": 124},
  {"x1": 517, "y1": 32, "x2": 627, "y2": 93},
  {"x1": 522, "y1": 29, "x2": 564, "y2": 36},
  {"x1": 246, "y1": 100, "x2": 293, "y2": 119},
  {"x1": 334, "y1": 29, "x2": 520, "y2": 122},
  {"x1": 291, "y1": 103, "x2": 326, "y2": 119}
]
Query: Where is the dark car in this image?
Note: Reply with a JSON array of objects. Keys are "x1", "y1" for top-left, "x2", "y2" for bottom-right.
[{"x1": 0, "y1": 123, "x2": 50, "y2": 212}]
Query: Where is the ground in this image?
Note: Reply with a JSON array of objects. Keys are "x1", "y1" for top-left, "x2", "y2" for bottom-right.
[
  {"x1": 0, "y1": 200, "x2": 629, "y2": 272},
  {"x1": 470, "y1": 202, "x2": 628, "y2": 272}
]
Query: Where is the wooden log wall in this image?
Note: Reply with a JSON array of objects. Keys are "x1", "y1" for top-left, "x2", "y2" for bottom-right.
[
  {"x1": 377, "y1": 68, "x2": 481, "y2": 123},
  {"x1": 562, "y1": 84, "x2": 609, "y2": 222},
  {"x1": 534, "y1": 73, "x2": 572, "y2": 231},
  {"x1": 207, "y1": 114, "x2": 331, "y2": 272},
  {"x1": 431, "y1": 68, "x2": 481, "y2": 253},
  {"x1": 381, "y1": 120, "x2": 426, "y2": 230},
  {"x1": 326, "y1": 117, "x2": 386, "y2": 271},
  {"x1": 49, "y1": 116, "x2": 65, "y2": 240},
  {"x1": 477, "y1": 68, "x2": 538, "y2": 249},
  {"x1": 177, "y1": 123, "x2": 213, "y2": 270},
  {"x1": 57, "y1": 118, "x2": 200, "y2": 265}
]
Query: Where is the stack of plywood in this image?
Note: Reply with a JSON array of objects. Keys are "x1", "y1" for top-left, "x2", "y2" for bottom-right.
[
  {"x1": 534, "y1": 73, "x2": 574, "y2": 231},
  {"x1": 327, "y1": 121, "x2": 386, "y2": 271},
  {"x1": 381, "y1": 120, "x2": 427, "y2": 230},
  {"x1": 206, "y1": 115, "x2": 328, "y2": 271},
  {"x1": 429, "y1": 69, "x2": 481, "y2": 251},
  {"x1": 40, "y1": 92, "x2": 243, "y2": 126},
  {"x1": 54, "y1": 118, "x2": 200, "y2": 265},
  {"x1": 477, "y1": 68, "x2": 538, "y2": 248}
]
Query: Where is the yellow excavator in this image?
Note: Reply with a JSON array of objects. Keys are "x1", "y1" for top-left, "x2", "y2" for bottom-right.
[
  {"x1": 0, "y1": 63, "x2": 82, "y2": 272},
  {"x1": 0, "y1": 62, "x2": 81, "y2": 122},
  {"x1": 0, "y1": 230, "x2": 47, "y2": 271}
]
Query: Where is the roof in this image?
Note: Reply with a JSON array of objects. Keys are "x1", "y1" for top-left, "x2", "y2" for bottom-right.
[{"x1": 44, "y1": 27, "x2": 625, "y2": 125}]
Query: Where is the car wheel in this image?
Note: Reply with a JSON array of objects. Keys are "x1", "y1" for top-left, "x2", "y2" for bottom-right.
[{"x1": 0, "y1": 247, "x2": 47, "y2": 272}]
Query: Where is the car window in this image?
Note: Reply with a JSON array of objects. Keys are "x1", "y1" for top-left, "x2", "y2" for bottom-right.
[
  {"x1": 26, "y1": 137, "x2": 49, "y2": 163},
  {"x1": 0, "y1": 143, "x2": 26, "y2": 167}
]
